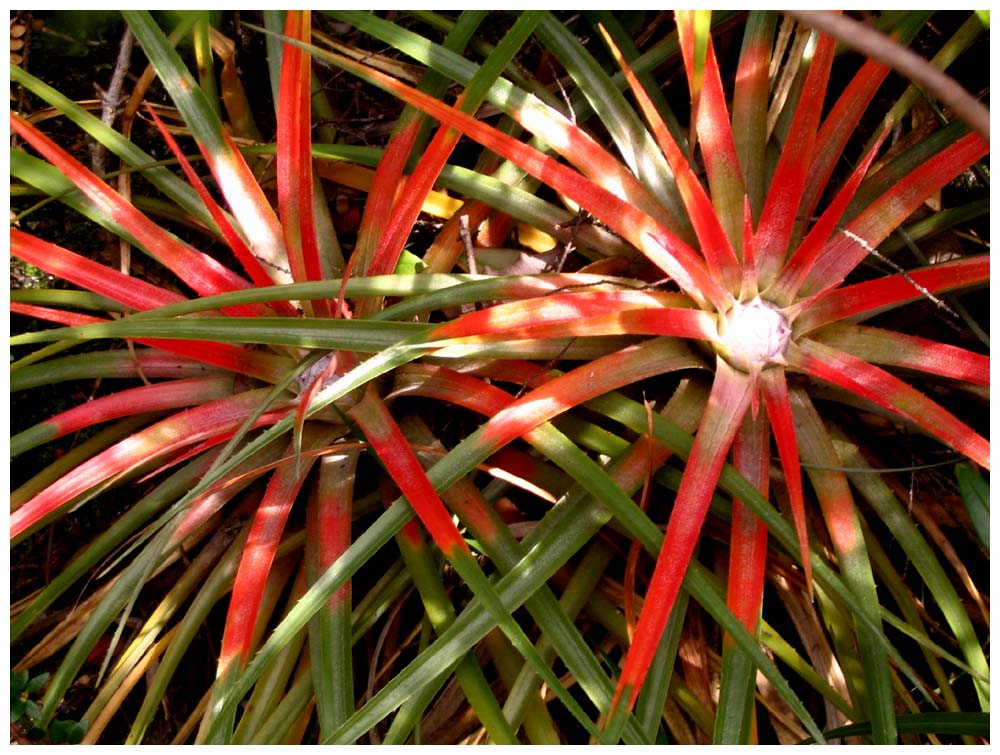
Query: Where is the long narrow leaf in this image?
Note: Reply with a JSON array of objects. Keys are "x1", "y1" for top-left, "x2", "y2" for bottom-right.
[
  {"x1": 124, "y1": 10, "x2": 293, "y2": 284},
  {"x1": 276, "y1": 11, "x2": 326, "y2": 311},
  {"x1": 799, "y1": 131, "x2": 988, "y2": 297},
  {"x1": 787, "y1": 338, "x2": 989, "y2": 469},
  {"x1": 610, "y1": 358, "x2": 752, "y2": 720},
  {"x1": 754, "y1": 25, "x2": 837, "y2": 287},
  {"x1": 676, "y1": 10, "x2": 748, "y2": 253},
  {"x1": 600, "y1": 23, "x2": 741, "y2": 292},
  {"x1": 348, "y1": 386, "x2": 607, "y2": 741},
  {"x1": 293, "y1": 38, "x2": 729, "y2": 311},
  {"x1": 11, "y1": 114, "x2": 253, "y2": 301},
  {"x1": 11, "y1": 390, "x2": 292, "y2": 542},
  {"x1": 12, "y1": 376, "x2": 234, "y2": 456},
  {"x1": 715, "y1": 409, "x2": 770, "y2": 744},
  {"x1": 789, "y1": 388, "x2": 895, "y2": 743}
]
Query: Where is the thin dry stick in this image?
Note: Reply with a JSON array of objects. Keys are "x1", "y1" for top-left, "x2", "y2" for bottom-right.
[
  {"x1": 90, "y1": 26, "x2": 135, "y2": 177},
  {"x1": 785, "y1": 10, "x2": 989, "y2": 140}
]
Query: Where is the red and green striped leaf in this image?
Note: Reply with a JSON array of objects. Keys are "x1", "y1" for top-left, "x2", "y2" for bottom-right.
[
  {"x1": 799, "y1": 131, "x2": 988, "y2": 297},
  {"x1": 11, "y1": 389, "x2": 293, "y2": 542},
  {"x1": 787, "y1": 338, "x2": 989, "y2": 469},
  {"x1": 754, "y1": 27, "x2": 838, "y2": 287},
  {"x1": 611, "y1": 358, "x2": 752, "y2": 715},
  {"x1": 12, "y1": 376, "x2": 234, "y2": 456},
  {"x1": 11, "y1": 113, "x2": 252, "y2": 302}
]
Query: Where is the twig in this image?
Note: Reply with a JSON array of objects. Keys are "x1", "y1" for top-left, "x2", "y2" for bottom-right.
[
  {"x1": 785, "y1": 11, "x2": 989, "y2": 141},
  {"x1": 459, "y1": 214, "x2": 478, "y2": 275},
  {"x1": 90, "y1": 25, "x2": 135, "y2": 177}
]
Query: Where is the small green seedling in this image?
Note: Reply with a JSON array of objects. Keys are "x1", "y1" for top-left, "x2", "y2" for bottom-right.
[{"x1": 10, "y1": 669, "x2": 88, "y2": 744}]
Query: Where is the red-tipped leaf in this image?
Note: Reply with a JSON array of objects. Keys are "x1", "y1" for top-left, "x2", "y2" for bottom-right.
[
  {"x1": 787, "y1": 338, "x2": 989, "y2": 469},
  {"x1": 754, "y1": 27, "x2": 838, "y2": 287},
  {"x1": 11, "y1": 113, "x2": 253, "y2": 301},
  {"x1": 10, "y1": 389, "x2": 293, "y2": 540},
  {"x1": 798, "y1": 131, "x2": 988, "y2": 297},
  {"x1": 611, "y1": 357, "x2": 752, "y2": 713}
]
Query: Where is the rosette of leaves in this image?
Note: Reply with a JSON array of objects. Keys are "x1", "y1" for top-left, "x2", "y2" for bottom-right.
[{"x1": 10, "y1": 10, "x2": 989, "y2": 744}]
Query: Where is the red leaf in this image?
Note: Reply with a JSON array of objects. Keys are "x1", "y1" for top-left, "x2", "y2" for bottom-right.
[
  {"x1": 754, "y1": 30, "x2": 838, "y2": 288},
  {"x1": 10, "y1": 302, "x2": 105, "y2": 328},
  {"x1": 430, "y1": 289, "x2": 696, "y2": 340},
  {"x1": 306, "y1": 450, "x2": 358, "y2": 609},
  {"x1": 145, "y1": 107, "x2": 289, "y2": 307},
  {"x1": 787, "y1": 338, "x2": 989, "y2": 469},
  {"x1": 600, "y1": 23, "x2": 741, "y2": 292},
  {"x1": 812, "y1": 323, "x2": 989, "y2": 386},
  {"x1": 727, "y1": 410, "x2": 770, "y2": 632},
  {"x1": 11, "y1": 230, "x2": 292, "y2": 382},
  {"x1": 612, "y1": 357, "x2": 752, "y2": 713},
  {"x1": 675, "y1": 11, "x2": 748, "y2": 260},
  {"x1": 12, "y1": 229, "x2": 182, "y2": 311},
  {"x1": 220, "y1": 430, "x2": 333, "y2": 671},
  {"x1": 310, "y1": 47, "x2": 729, "y2": 311},
  {"x1": 796, "y1": 254, "x2": 989, "y2": 333},
  {"x1": 769, "y1": 128, "x2": 890, "y2": 305},
  {"x1": 11, "y1": 114, "x2": 252, "y2": 300},
  {"x1": 348, "y1": 385, "x2": 469, "y2": 554},
  {"x1": 799, "y1": 56, "x2": 892, "y2": 224},
  {"x1": 798, "y1": 132, "x2": 988, "y2": 297},
  {"x1": 277, "y1": 11, "x2": 329, "y2": 320},
  {"x1": 10, "y1": 389, "x2": 293, "y2": 540},
  {"x1": 344, "y1": 116, "x2": 422, "y2": 300},
  {"x1": 12, "y1": 376, "x2": 234, "y2": 453},
  {"x1": 760, "y1": 368, "x2": 811, "y2": 589}
]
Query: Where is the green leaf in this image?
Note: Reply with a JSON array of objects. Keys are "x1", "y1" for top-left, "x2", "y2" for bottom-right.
[
  {"x1": 11, "y1": 669, "x2": 30, "y2": 696},
  {"x1": 25, "y1": 672, "x2": 50, "y2": 695},
  {"x1": 800, "y1": 711, "x2": 989, "y2": 744},
  {"x1": 394, "y1": 249, "x2": 427, "y2": 275},
  {"x1": 956, "y1": 464, "x2": 989, "y2": 553},
  {"x1": 48, "y1": 718, "x2": 89, "y2": 744}
]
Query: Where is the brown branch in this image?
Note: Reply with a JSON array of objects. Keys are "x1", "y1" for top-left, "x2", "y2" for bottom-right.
[
  {"x1": 89, "y1": 25, "x2": 135, "y2": 176},
  {"x1": 785, "y1": 10, "x2": 989, "y2": 141}
]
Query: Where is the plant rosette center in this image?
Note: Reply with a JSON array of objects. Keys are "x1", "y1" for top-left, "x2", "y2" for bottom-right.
[{"x1": 714, "y1": 296, "x2": 791, "y2": 373}]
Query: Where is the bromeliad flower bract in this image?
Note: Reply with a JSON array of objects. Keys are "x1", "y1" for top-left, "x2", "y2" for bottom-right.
[{"x1": 10, "y1": 10, "x2": 989, "y2": 744}]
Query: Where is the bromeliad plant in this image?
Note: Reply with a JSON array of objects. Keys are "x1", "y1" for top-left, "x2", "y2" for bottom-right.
[{"x1": 10, "y1": 10, "x2": 990, "y2": 744}]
